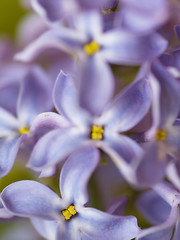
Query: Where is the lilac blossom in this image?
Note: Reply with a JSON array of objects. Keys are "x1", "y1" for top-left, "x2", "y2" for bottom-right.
[
  {"x1": 1, "y1": 146, "x2": 140, "y2": 240},
  {"x1": 27, "y1": 70, "x2": 151, "y2": 181},
  {"x1": 160, "y1": 24, "x2": 180, "y2": 69},
  {"x1": 0, "y1": 39, "x2": 29, "y2": 114},
  {"x1": 15, "y1": 11, "x2": 166, "y2": 115},
  {"x1": 31, "y1": 0, "x2": 112, "y2": 23},
  {"x1": 129, "y1": 60, "x2": 180, "y2": 189},
  {"x1": 0, "y1": 65, "x2": 53, "y2": 178},
  {"x1": 135, "y1": 181, "x2": 180, "y2": 240},
  {"x1": 117, "y1": 0, "x2": 170, "y2": 33}
]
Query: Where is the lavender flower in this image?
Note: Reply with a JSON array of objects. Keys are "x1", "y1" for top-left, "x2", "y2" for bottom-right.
[
  {"x1": 118, "y1": 0, "x2": 170, "y2": 33},
  {"x1": 28, "y1": 70, "x2": 151, "y2": 181},
  {"x1": 135, "y1": 181, "x2": 180, "y2": 240},
  {"x1": 0, "y1": 65, "x2": 53, "y2": 177},
  {"x1": 1, "y1": 146, "x2": 140, "y2": 240},
  {"x1": 15, "y1": 11, "x2": 166, "y2": 115}
]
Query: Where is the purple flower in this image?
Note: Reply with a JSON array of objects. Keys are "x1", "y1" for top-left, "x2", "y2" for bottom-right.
[
  {"x1": 0, "y1": 65, "x2": 53, "y2": 178},
  {"x1": 1, "y1": 146, "x2": 140, "y2": 240},
  {"x1": 15, "y1": 11, "x2": 166, "y2": 115},
  {"x1": 135, "y1": 181, "x2": 180, "y2": 240},
  {"x1": 0, "y1": 39, "x2": 29, "y2": 114},
  {"x1": 31, "y1": 0, "x2": 112, "y2": 23},
  {"x1": 28, "y1": 70, "x2": 151, "y2": 181},
  {"x1": 131, "y1": 61, "x2": 180, "y2": 188},
  {"x1": 117, "y1": 0, "x2": 170, "y2": 33}
]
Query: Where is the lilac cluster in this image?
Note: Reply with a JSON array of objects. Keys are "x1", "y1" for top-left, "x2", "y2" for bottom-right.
[{"x1": 1, "y1": 0, "x2": 180, "y2": 239}]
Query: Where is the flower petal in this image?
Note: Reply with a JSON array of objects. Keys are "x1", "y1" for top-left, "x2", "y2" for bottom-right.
[
  {"x1": 29, "y1": 112, "x2": 70, "y2": 139},
  {"x1": 136, "y1": 190, "x2": 171, "y2": 225},
  {"x1": 14, "y1": 29, "x2": 86, "y2": 62},
  {"x1": 1, "y1": 180, "x2": 62, "y2": 220},
  {"x1": 78, "y1": 207, "x2": 140, "y2": 240},
  {"x1": 31, "y1": 0, "x2": 63, "y2": 22},
  {"x1": 53, "y1": 71, "x2": 90, "y2": 125},
  {"x1": 175, "y1": 24, "x2": 180, "y2": 42},
  {"x1": 79, "y1": 54, "x2": 114, "y2": 116},
  {"x1": 0, "y1": 135, "x2": 26, "y2": 178},
  {"x1": 28, "y1": 127, "x2": 87, "y2": 172},
  {"x1": 153, "y1": 181, "x2": 180, "y2": 206},
  {"x1": 31, "y1": 218, "x2": 57, "y2": 240},
  {"x1": 99, "y1": 133, "x2": 142, "y2": 185},
  {"x1": 135, "y1": 143, "x2": 167, "y2": 188},
  {"x1": 102, "y1": 78, "x2": 152, "y2": 132},
  {"x1": 76, "y1": 0, "x2": 111, "y2": 10},
  {"x1": 0, "y1": 200, "x2": 14, "y2": 219},
  {"x1": 103, "y1": 132, "x2": 143, "y2": 163},
  {"x1": 99, "y1": 31, "x2": 167, "y2": 65},
  {"x1": 0, "y1": 107, "x2": 19, "y2": 137},
  {"x1": 151, "y1": 61, "x2": 180, "y2": 126},
  {"x1": 60, "y1": 146, "x2": 99, "y2": 205},
  {"x1": 73, "y1": 11, "x2": 103, "y2": 37},
  {"x1": 106, "y1": 196, "x2": 128, "y2": 216},
  {"x1": 17, "y1": 65, "x2": 53, "y2": 126},
  {"x1": 136, "y1": 207, "x2": 177, "y2": 240},
  {"x1": 56, "y1": 221, "x2": 81, "y2": 240},
  {"x1": 172, "y1": 213, "x2": 180, "y2": 240},
  {"x1": 119, "y1": 0, "x2": 169, "y2": 33}
]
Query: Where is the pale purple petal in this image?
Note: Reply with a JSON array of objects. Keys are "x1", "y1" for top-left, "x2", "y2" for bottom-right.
[
  {"x1": 102, "y1": 79, "x2": 152, "y2": 132},
  {"x1": 79, "y1": 54, "x2": 114, "y2": 116},
  {"x1": 76, "y1": 0, "x2": 111, "y2": 10},
  {"x1": 99, "y1": 133, "x2": 142, "y2": 185},
  {"x1": 0, "y1": 200, "x2": 14, "y2": 219},
  {"x1": 175, "y1": 24, "x2": 180, "y2": 42},
  {"x1": 73, "y1": 11, "x2": 103, "y2": 37},
  {"x1": 151, "y1": 61, "x2": 180, "y2": 126},
  {"x1": 1, "y1": 180, "x2": 62, "y2": 220},
  {"x1": 56, "y1": 221, "x2": 80, "y2": 240},
  {"x1": 31, "y1": 218, "x2": 57, "y2": 240},
  {"x1": 15, "y1": 29, "x2": 86, "y2": 62},
  {"x1": 103, "y1": 133, "x2": 143, "y2": 164},
  {"x1": 0, "y1": 82, "x2": 19, "y2": 114},
  {"x1": 29, "y1": 112, "x2": 70, "y2": 139},
  {"x1": 31, "y1": 0, "x2": 63, "y2": 22},
  {"x1": 136, "y1": 207, "x2": 177, "y2": 240},
  {"x1": 119, "y1": 0, "x2": 169, "y2": 33},
  {"x1": 165, "y1": 126, "x2": 180, "y2": 155},
  {"x1": 135, "y1": 143, "x2": 167, "y2": 188},
  {"x1": 106, "y1": 196, "x2": 128, "y2": 215},
  {"x1": 166, "y1": 163, "x2": 180, "y2": 191},
  {"x1": 0, "y1": 135, "x2": 26, "y2": 178},
  {"x1": 53, "y1": 71, "x2": 90, "y2": 125},
  {"x1": 60, "y1": 146, "x2": 99, "y2": 205},
  {"x1": 28, "y1": 128, "x2": 88, "y2": 172},
  {"x1": 0, "y1": 107, "x2": 19, "y2": 136},
  {"x1": 17, "y1": 65, "x2": 53, "y2": 125},
  {"x1": 153, "y1": 181, "x2": 180, "y2": 206},
  {"x1": 99, "y1": 31, "x2": 167, "y2": 65},
  {"x1": 78, "y1": 207, "x2": 140, "y2": 240},
  {"x1": 172, "y1": 213, "x2": 180, "y2": 240},
  {"x1": 16, "y1": 13, "x2": 48, "y2": 48},
  {"x1": 136, "y1": 190, "x2": 171, "y2": 225}
]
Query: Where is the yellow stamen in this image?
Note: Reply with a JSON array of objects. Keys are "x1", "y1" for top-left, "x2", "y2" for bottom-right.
[
  {"x1": 19, "y1": 127, "x2": 30, "y2": 135},
  {"x1": 155, "y1": 129, "x2": 167, "y2": 141},
  {"x1": 84, "y1": 41, "x2": 100, "y2": 56},
  {"x1": 62, "y1": 205, "x2": 77, "y2": 221},
  {"x1": 90, "y1": 125, "x2": 104, "y2": 140}
]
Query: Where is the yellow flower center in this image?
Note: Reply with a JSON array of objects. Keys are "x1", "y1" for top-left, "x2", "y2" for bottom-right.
[
  {"x1": 90, "y1": 125, "x2": 104, "y2": 140},
  {"x1": 61, "y1": 205, "x2": 77, "y2": 221},
  {"x1": 83, "y1": 41, "x2": 100, "y2": 56},
  {"x1": 155, "y1": 129, "x2": 167, "y2": 141},
  {"x1": 19, "y1": 127, "x2": 30, "y2": 135}
]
